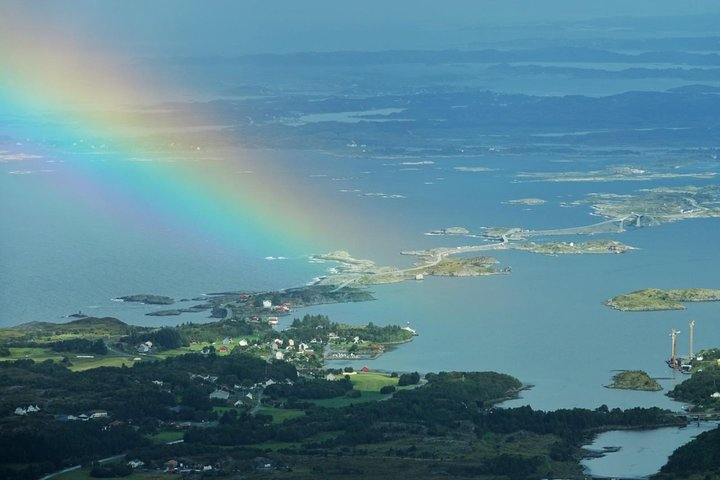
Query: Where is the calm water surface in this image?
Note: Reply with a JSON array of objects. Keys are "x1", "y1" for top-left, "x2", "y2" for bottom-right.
[{"x1": 2, "y1": 149, "x2": 718, "y2": 476}]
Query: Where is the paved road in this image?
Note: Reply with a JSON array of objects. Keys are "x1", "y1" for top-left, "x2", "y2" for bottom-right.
[
  {"x1": 39, "y1": 454, "x2": 125, "y2": 480},
  {"x1": 249, "y1": 388, "x2": 264, "y2": 415}
]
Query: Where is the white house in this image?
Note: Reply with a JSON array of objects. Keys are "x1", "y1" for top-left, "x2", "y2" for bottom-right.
[
  {"x1": 14, "y1": 405, "x2": 41, "y2": 416},
  {"x1": 209, "y1": 389, "x2": 230, "y2": 400},
  {"x1": 262, "y1": 300, "x2": 272, "y2": 308}
]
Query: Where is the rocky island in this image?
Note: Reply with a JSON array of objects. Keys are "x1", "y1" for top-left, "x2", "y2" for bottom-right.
[
  {"x1": 115, "y1": 294, "x2": 175, "y2": 305},
  {"x1": 515, "y1": 166, "x2": 717, "y2": 183},
  {"x1": 426, "y1": 226, "x2": 470, "y2": 235},
  {"x1": 514, "y1": 240, "x2": 633, "y2": 255},
  {"x1": 606, "y1": 288, "x2": 720, "y2": 311},
  {"x1": 606, "y1": 370, "x2": 662, "y2": 391},
  {"x1": 503, "y1": 197, "x2": 547, "y2": 205}
]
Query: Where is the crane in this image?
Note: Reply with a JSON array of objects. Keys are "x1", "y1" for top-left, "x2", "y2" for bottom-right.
[
  {"x1": 669, "y1": 329, "x2": 680, "y2": 369},
  {"x1": 689, "y1": 320, "x2": 695, "y2": 359}
]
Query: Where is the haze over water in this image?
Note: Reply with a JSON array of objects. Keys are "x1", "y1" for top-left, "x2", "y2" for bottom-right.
[{"x1": 2, "y1": 2, "x2": 720, "y2": 477}]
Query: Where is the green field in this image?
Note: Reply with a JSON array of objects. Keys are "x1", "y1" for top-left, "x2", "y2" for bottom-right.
[
  {"x1": 69, "y1": 356, "x2": 140, "y2": 371},
  {"x1": 349, "y1": 371, "x2": 399, "y2": 391},
  {"x1": 304, "y1": 372, "x2": 401, "y2": 407},
  {"x1": 258, "y1": 406, "x2": 305, "y2": 423},
  {"x1": 1, "y1": 347, "x2": 65, "y2": 362},
  {"x1": 54, "y1": 469, "x2": 168, "y2": 480},
  {"x1": 147, "y1": 430, "x2": 184, "y2": 444}
]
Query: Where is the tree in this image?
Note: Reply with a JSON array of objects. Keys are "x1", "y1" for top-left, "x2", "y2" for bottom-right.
[
  {"x1": 153, "y1": 328, "x2": 184, "y2": 349},
  {"x1": 398, "y1": 372, "x2": 420, "y2": 386}
]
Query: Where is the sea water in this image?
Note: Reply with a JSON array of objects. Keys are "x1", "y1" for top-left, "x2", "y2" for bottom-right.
[{"x1": 2, "y1": 148, "x2": 719, "y2": 476}]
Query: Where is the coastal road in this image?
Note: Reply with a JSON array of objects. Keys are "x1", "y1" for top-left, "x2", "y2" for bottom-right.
[{"x1": 329, "y1": 241, "x2": 508, "y2": 291}]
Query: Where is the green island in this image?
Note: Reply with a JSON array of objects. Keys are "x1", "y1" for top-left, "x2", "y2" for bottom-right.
[
  {"x1": 606, "y1": 370, "x2": 662, "y2": 391},
  {"x1": 606, "y1": 288, "x2": 720, "y2": 311},
  {"x1": 116, "y1": 295, "x2": 176, "y2": 305}
]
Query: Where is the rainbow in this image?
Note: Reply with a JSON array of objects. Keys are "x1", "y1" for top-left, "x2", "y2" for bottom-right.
[{"x1": 0, "y1": 11, "x2": 375, "y2": 260}]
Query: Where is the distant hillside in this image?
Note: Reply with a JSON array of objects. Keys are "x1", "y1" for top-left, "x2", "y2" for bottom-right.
[{"x1": 3, "y1": 317, "x2": 130, "y2": 339}]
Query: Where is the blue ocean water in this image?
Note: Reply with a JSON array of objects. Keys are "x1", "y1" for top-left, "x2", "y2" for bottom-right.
[
  {"x1": 581, "y1": 422, "x2": 719, "y2": 478},
  {"x1": 2, "y1": 148, "x2": 719, "y2": 475}
]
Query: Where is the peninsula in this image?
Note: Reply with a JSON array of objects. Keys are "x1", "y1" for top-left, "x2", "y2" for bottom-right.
[{"x1": 606, "y1": 288, "x2": 720, "y2": 311}]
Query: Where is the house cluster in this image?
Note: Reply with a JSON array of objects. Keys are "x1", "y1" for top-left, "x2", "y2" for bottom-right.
[
  {"x1": 196, "y1": 337, "x2": 256, "y2": 355},
  {"x1": 260, "y1": 299, "x2": 292, "y2": 313},
  {"x1": 325, "y1": 366, "x2": 370, "y2": 381},
  {"x1": 208, "y1": 378, "x2": 293, "y2": 407},
  {"x1": 327, "y1": 332, "x2": 362, "y2": 343},
  {"x1": 54, "y1": 410, "x2": 108, "y2": 422},
  {"x1": 189, "y1": 373, "x2": 219, "y2": 383},
  {"x1": 162, "y1": 459, "x2": 215, "y2": 474},
  {"x1": 14, "y1": 405, "x2": 41, "y2": 416},
  {"x1": 270, "y1": 337, "x2": 314, "y2": 361},
  {"x1": 137, "y1": 340, "x2": 153, "y2": 353},
  {"x1": 326, "y1": 351, "x2": 361, "y2": 360}
]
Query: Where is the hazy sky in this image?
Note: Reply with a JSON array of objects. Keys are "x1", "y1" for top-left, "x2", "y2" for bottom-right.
[{"x1": 3, "y1": 0, "x2": 720, "y2": 56}]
